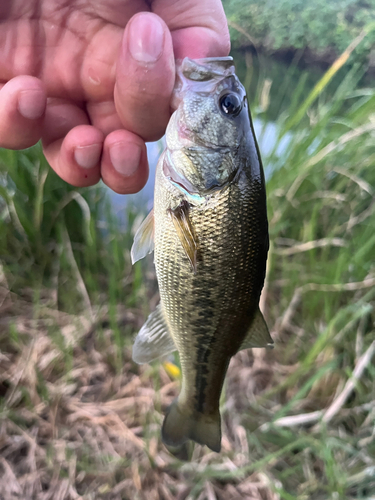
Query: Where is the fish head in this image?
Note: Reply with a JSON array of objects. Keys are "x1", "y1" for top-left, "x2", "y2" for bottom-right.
[{"x1": 165, "y1": 57, "x2": 252, "y2": 196}]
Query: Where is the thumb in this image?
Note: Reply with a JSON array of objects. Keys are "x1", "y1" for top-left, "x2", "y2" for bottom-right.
[{"x1": 114, "y1": 12, "x2": 175, "y2": 142}]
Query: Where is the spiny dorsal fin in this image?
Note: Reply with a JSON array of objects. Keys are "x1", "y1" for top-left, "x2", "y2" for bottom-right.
[
  {"x1": 239, "y1": 308, "x2": 274, "y2": 350},
  {"x1": 168, "y1": 200, "x2": 198, "y2": 273},
  {"x1": 132, "y1": 304, "x2": 176, "y2": 364},
  {"x1": 131, "y1": 209, "x2": 154, "y2": 264}
]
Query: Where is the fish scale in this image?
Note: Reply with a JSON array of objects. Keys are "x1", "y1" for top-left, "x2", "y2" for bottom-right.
[
  {"x1": 154, "y1": 165, "x2": 266, "y2": 420},
  {"x1": 131, "y1": 57, "x2": 272, "y2": 455}
]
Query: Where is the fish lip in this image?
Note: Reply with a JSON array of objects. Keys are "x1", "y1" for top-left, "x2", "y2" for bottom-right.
[{"x1": 178, "y1": 56, "x2": 235, "y2": 79}]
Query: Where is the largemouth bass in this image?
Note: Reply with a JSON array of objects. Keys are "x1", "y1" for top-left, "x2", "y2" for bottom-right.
[{"x1": 131, "y1": 57, "x2": 272, "y2": 454}]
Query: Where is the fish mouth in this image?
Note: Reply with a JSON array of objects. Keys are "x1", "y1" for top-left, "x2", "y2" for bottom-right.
[
  {"x1": 171, "y1": 57, "x2": 236, "y2": 111},
  {"x1": 179, "y1": 57, "x2": 235, "y2": 81}
]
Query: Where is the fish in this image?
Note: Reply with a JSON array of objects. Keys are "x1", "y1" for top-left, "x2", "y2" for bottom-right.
[{"x1": 131, "y1": 56, "x2": 272, "y2": 455}]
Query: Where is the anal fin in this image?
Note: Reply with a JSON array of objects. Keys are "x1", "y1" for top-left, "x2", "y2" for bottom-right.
[
  {"x1": 239, "y1": 308, "x2": 274, "y2": 350},
  {"x1": 132, "y1": 304, "x2": 176, "y2": 364}
]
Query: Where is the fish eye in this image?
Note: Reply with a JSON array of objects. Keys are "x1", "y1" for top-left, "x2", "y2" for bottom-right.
[{"x1": 219, "y1": 93, "x2": 242, "y2": 117}]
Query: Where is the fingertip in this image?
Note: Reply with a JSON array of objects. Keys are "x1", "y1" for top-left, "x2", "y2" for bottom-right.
[
  {"x1": 43, "y1": 125, "x2": 104, "y2": 187},
  {"x1": 127, "y1": 12, "x2": 165, "y2": 65},
  {"x1": 74, "y1": 143, "x2": 103, "y2": 170},
  {"x1": 18, "y1": 88, "x2": 46, "y2": 120},
  {"x1": 115, "y1": 12, "x2": 175, "y2": 141},
  {"x1": 0, "y1": 76, "x2": 46, "y2": 149},
  {"x1": 101, "y1": 130, "x2": 148, "y2": 194}
]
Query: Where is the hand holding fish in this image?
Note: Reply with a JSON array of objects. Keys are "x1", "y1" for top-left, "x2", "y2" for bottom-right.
[{"x1": 0, "y1": 0, "x2": 229, "y2": 193}]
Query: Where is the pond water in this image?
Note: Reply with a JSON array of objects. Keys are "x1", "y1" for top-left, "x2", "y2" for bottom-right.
[{"x1": 108, "y1": 49, "x2": 325, "y2": 220}]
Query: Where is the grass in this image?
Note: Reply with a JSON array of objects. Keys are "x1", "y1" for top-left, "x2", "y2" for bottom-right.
[{"x1": 0, "y1": 34, "x2": 375, "y2": 499}]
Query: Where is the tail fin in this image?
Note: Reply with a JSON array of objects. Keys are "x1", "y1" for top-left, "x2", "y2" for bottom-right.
[{"x1": 161, "y1": 399, "x2": 221, "y2": 453}]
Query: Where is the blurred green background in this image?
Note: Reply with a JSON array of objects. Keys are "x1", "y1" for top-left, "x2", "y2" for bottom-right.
[{"x1": 0, "y1": 1, "x2": 374, "y2": 499}]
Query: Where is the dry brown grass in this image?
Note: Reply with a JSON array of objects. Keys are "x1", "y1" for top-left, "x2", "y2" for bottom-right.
[{"x1": 0, "y1": 278, "x2": 279, "y2": 500}]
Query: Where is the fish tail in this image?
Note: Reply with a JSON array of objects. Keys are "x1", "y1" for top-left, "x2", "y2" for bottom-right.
[{"x1": 161, "y1": 399, "x2": 221, "y2": 453}]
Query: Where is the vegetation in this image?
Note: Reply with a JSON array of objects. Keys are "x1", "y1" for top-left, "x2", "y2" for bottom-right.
[
  {"x1": 223, "y1": 0, "x2": 375, "y2": 64},
  {"x1": 0, "y1": 33, "x2": 374, "y2": 499}
]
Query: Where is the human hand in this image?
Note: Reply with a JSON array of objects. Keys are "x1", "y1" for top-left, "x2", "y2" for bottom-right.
[{"x1": 0, "y1": 0, "x2": 230, "y2": 193}]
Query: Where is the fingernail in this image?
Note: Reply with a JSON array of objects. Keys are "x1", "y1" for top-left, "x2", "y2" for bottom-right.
[
  {"x1": 110, "y1": 142, "x2": 141, "y2": 176},
  {"x1": 18, "y1": 90, "x2": 46, "y2": 119},
  {"x1": 74, "y1": 143, "x2": 102, "y2": 169},
  {"x1": 128, "y1": 14, "x2": 164, "y2": 63}
]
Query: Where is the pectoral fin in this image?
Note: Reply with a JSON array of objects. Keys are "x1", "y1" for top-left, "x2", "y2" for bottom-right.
[
  {"x1": 132, "y1": 304, "x2": 177, "y2": 364},
  {"x1": 168, "y1": 200, "x2": 198, "y2": 273},
  {"x1": 131, "y1": 209, "x2": 154, "y2": 264},
  {"x1": 240, "y1": 308, "x2": 274, "y2": 350}
]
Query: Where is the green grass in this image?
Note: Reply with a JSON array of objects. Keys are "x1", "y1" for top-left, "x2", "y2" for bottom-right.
[{"x1": 0, "y1": 35, "x2": 374, "y2": 499}]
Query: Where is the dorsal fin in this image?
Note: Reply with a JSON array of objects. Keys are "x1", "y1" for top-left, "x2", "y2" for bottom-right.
[
  {"x1": 239, "y1": 308, "x2": 274, "y2": 350},
  {"x1": 132, "y1": 304, "x2": 176, "y2": 364},
  {"x1": 131, "y1": 209, "x2": 154, "y2": 264}
]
